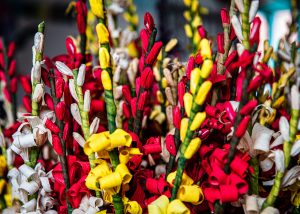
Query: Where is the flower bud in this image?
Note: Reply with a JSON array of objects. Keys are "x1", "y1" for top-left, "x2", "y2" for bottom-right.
[
  {"x1": 183, "y1": 92, "x2": 193, "y2": 117},
  {"x1": 101, "y1": 70, "x2": 112, "y2": 90},
  {"x1": 99, "y1": 47, "x2": 111, "y2": 69},
  {"x1": 55, "y1": 61, "x2": 73, "y2": 76},
  {"x1": 77, "y1": 64, "x2": 86, "y2": 86},
  {"x1": 89, "y1": 0, "x2": 104, "y2": 19},
  {"x1": 195, "y1": 81, "x2": 212, "y2": 105},
  {"x1": 96, "y1": 23, "x2": 109, "y2": 44}
]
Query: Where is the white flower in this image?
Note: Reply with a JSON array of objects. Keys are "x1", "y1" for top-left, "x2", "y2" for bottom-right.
[
  {"x1": 279, "y1": 116, "x2": 290, "y2": 141},
  {"x1": 55, "y1": 61, "x2": 73, "y2": 76}
]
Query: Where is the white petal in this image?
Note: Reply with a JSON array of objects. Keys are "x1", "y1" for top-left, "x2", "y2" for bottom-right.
[
  {"x1": 69, "y1": 79, "x2": 79, "y2": 102},
  {"x1": 279, "y1": 116, "x2": 290, "y2": 141},
  {"x1": 291, "y1": 84, "x2": 300, "y2": 110},
  {"x1": 291, "y1": 140, "x2": 300, "y2": 157},
  {"x1": 237, "y1": 43, "x2": 245, "y2": 56},
  {"x1": 55, "y1": 61, "x2": 73, "y2": 76},
  {"x1": 77, "y1": 64, "x2": 86, "y2": 86},
  {"x1": 270, "y1": 134, "x2": 284, "y2": 149},
  {"x1": 281, "y1": 165, "x2": 300, "y2": 187},
  {"x1": 73, "y1": 132, "x2": 85, "y2": 148},
  {"x1": 83, "y1": 90, "x2": 91, "y2": 112},
  {"x1": 235, "y1": 0, "x2": 244, "y2": 13},
  {"x1": 34, "y1": 32, "x2": 44, "y2": 53},
  {"x1": 33, "y1": 61, "x2": 41, "y2": 82},
  {"x1": 261, "y1": 207, "x2": 279, "y2": 214},
  {"x1": 71, "y1": 103, "x2": 82, "y2": 125},
  {"x1": 90, "y1": 117, "x2": 100, "y2": 135},
  {"x1": 231, "y1": 15, "x2": 244, "y2": 41},
  {"x1": 32, "y1": 83, "x2": 44, "y2": 103},
  {"x1": 249, "y1": 0, "x2": 259, "y2": 22},
  {"x1": 252, "y1": 123, "x2": 274, "y2": 153},
  {"x1": 272, "y1": 150, "x2": 285, "y2": 173}
]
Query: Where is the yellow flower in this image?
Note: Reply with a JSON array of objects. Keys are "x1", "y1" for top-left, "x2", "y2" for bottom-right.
[
  {"x1": 184, "y1": 137, "x2": 201, "y2": 159},
  {"x1": 200, "y1": 39, "x2": 212, "y2": 59},
  {"x1": 195, "y1": 81, "x2": 212, "y2": 105},
  {"x1": 0, "y1": 155, "x2": 7, "y2": 177},
  {"x1": 183, "y1": 92, "x2": 193, "y2": 117},
  {"x1": 165, "y1": 38, "x2": 178, "y2": 53},
  {"x1": 190, "y1": 112, "x2": 206, "y2": 131},
  {"x1": 180, "y1": 118, "x2": 189, "y2": 141},
  {"x1": 183, "y1": 11, "x2": 191, "y2": 21},
  {"x1": 89, "y1": 0, "x2": 104, "y2": 19},
  {"x1": 99, "y1": 47, "x2": 111, "y2": 69},
  {"x1": 184, "y1": 24, "x2": 193, "y2": 38},
  {"x1": 190, "y1": 68, "x2": 201, "y2": 94},
  {"x1": 200, "y1": 59, "x2": 213, "y2": 79},
  {"x1": 96, "y1": 23, "x2": 109, "y2": 44},
  {"x1": 183, "y1": 0, "x2": 192, "y2": 6},
  {"x1": 101, "y1": 70, "x2": 112, "y2": 90},
  {"x1": 192, "y1": 15, "x2": 201, "y2": 28}
]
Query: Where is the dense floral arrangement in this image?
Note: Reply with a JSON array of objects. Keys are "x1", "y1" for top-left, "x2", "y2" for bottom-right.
[{"x1": 0, "y1": 0, "x2": 300, "y2": 213}]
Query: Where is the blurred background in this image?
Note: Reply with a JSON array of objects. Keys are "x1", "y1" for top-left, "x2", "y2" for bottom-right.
[{"x1": 0, "y1": 0, "x2": 298, "y2": 89}]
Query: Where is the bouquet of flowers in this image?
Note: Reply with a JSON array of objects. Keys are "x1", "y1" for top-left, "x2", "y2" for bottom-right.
[{"x1": 0, "y1": 0, "x2": 299, "y2": 213}]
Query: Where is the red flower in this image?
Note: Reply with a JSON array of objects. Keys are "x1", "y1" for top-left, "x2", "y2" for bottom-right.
[
  {"x1": 197, "y1": 25, "x2": 207, "y2": 38},
  {"x1": 173, "y1": 106, "x2": 181, "y2": 129},
  {"x1": 165, "y1": 134, "x2": 176, "y2": 156},
  {"x1": 178, "y1": 80, "x2": 186, "y2": 107},
  {"x1": 56, "y1": 101, "x2": 66, "y2": 121},
  {"x1": 144, "y1": 12, "x2": 155, "y2": 32},
  {"x1": 76, "y1": 0, "x2": 87, "y2": 34},
  {"x1": 55, "y1": 77, "x2": 65, "y2": 99},
  {"x1": 52, "y1": 134, "x2": 63, "y2": 155},
  {"x1": 66, "y1": 37, "x2": 77, "y2": 56},
  {"x1": 217, "y1": 33, "x2": 225, "y2": 54},
  {"x1": 140, "y1": 67, "x2": 154, "y2": 89},
  {"x1": 145, "y1": 41, "x2": 163, "y2": 65},
  {"x1": 186, "y1": 56, "x2": 195, "y2": 79},
  {"x1": 10, "y1": 77, "x2": 17, "y2": 93},
  {"x1": 45, "y1": 93, "x2": 54, "y2": 110},
  {"x1": 235, "y1": 115, "x2": 250, "y2": 138},
  {"x1": 220, "y1": 8, "x2": 230, "y2": 25},
  {"x1": 138, "y1": 91, "x2": 148, "y2": 110},
  {"x1": 20, "y1": 75, "x2": 32, "y2": 94},
  {"x1": 122, "y1": 85, "x2": 132, "y2": 103},
  {"x1": 140, "y1": 29, "x2": 150, "y2": 53},
  {"x1": 8, "y1": 59, "x2": 16, "y2": 77},
  {"x1": 240, "y1": 99, "x2": 258, "y2": 115},
  {"x1": 44, "y1": 118, "x2": 60, "y2": 134},
  {"x1": 22, "y1": 95, "x2": 31, "y2": 112},
  {"x1": 250, "y1": 17, "x2": 261, "y2": 46}
]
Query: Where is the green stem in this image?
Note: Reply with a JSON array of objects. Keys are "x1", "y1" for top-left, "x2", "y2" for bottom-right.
[{"x1": 241, "y1": 0, "x2": 250, "y2": 50}]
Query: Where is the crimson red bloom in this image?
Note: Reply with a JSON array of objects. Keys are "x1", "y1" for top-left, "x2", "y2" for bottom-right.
[
  {"x1": 140, "y1": 67, "x2": 154, "y2": 89},
  {"x1": 144, "y1": 12, "x2": 155, "y2": 32}
]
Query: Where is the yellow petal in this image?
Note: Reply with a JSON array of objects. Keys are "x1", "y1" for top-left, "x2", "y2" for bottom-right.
[
  {"x1": 200, "y1": 59, "x2": 213, "y2": 79},
  {"x1": 177, "y1": 185, "x2": 204, "y2": 204},
  {"x1": 167, "y1": 199, "x2": 190, "y2": 214},
  {"x1": 157, "y1": 90, "x2": 164, "y2": 103},
  {"x1": 99, "y1": 172, "x2": 122, "y2": 189},
  {"x1": 116, "y1": 164, "x2": 132, "y2": 184},
  {"x1": 126, "y1": 200, "x2": 143, "y2": 214},
  {"x1": 84, "y1": 132, "x2": 111, "y2": 155},
  {"x1": 165, "y1": 38, "x2": 178, "y2": 53},
  {"x1": 183, "y1": 93, "x2": 193, "y2": 117},
  {"x1": 109, "y1": 129, "x2": 132, "y2": 148},
  {"x1": 272, "y1": 96, "x2": 285, "y2": 109},
  {"x1": 183, "y1": 0, "x2": 192, "y2": 6},
  {"x1": 184, "y1": 24, "x2": 193, "y2": 38},
  {"x1": 190, "y1": 112, "x2": 206, "y2": 131},
  {"x1": 162, "y1": 77, "x2": 168, "y2": 88},
  {"x1": 183, "y1": 11, "x2": 191, "y2": 21},
  {"x1": 191, "y1": 0, "x2": 198, "y2": 12},
  {"x1": 127, "y1": 41, "x2": 139, "y2": 58},
  {"x1": 85, "y1": 173, "x2": 100, "y2": 190},
  {"x1": 119, "y1": 149, "x2": 130, "y2": 164},
  {"x1": 193, "y1": 32, "x2": 201, "y2": 48},
  {"x1": 195, "y1": 81, "x2": 212, "y2": 105},
  {"x1": 167, "y1": 172, "x2": 194, "y2": 187},
  {"x1": 89, "y1": 0, "x2": 104, "y2": 19},
  {"x1": 180, "y1": 117, "x2": 189, "y2": 142},
  {"x1": 101, "y1": 70, "x2": 112, "y2": 90},
  {"x1": 192, "y1": 15, "x2": 201, "y2": 28},
  {"x1": 190, "y1": 68, "x2": 201, "y2": 94},
  {"x1": 200, "y1": 39, "x2": 211, "y2": 59},
  {"x1": 184, "y1": 137, "x2": 201, "y2": 159},
  {"x1": 96, "y1": 23, "x2": 109, "y2": 44},
  {"x1": 99, "y1": 48, "x2": 111, "y2": 69},
  {"x1": 148, "y1": 195, "x2": 169, "y2": 214}
]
